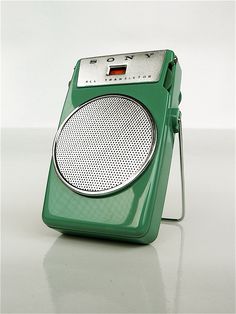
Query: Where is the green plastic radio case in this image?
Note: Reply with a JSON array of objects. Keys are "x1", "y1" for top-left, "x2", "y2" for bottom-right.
[{"x1": 42, "y1": 49, "x2": 182, "y2": 244}]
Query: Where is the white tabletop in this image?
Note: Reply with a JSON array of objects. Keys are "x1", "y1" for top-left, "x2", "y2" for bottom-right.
[{"x1": 1, "y1": 128, "x2": 235, "y2": 313}]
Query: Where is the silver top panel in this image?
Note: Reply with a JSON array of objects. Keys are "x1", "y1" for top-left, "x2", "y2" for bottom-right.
[
  {"x1": 77, "y1": 50, "x2": 166, "y2": 87},
  {"x1": 53, "y1": 95, "x2": 156, "y2": 196}
]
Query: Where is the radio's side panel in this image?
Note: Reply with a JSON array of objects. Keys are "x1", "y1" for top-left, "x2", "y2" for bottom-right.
[{"x1": 137, "y1": 58, "x2": 182, "y2": 244}]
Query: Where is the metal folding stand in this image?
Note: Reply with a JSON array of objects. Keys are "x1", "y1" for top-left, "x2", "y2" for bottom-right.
[{"x1": 162, "y1": 118, "x2": 185, "y2": 222}]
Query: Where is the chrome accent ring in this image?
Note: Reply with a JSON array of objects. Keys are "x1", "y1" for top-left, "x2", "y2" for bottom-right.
[{"x1": 53, "y1": 94, "x2": 157, "y2": 196}]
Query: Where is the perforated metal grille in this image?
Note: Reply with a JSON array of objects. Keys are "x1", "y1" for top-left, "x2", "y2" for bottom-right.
[{"x1": 53, "y1": 95, "x2": 156, "y2": 195}]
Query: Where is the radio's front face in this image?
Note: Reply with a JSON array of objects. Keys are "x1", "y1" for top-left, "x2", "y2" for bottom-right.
[
  {"x1": 77, "y1": 50, "x2": 166, "y2": 87},
  {"x1": 52, "y1": 50, "x2": 169, "y2": 197}
]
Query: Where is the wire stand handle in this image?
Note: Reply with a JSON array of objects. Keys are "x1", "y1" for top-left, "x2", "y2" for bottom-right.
[{"x1": 162, "y1": 118, "x2": 185, "y2": 222}]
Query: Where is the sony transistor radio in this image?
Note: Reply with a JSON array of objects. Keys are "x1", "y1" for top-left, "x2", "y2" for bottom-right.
[{"x1": 42, "y1": 49, "x2": 185, "y2": 244}]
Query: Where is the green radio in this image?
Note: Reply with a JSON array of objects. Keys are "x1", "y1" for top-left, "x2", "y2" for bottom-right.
[{"x1": 42, "y1": 49, "x2": 185, "y2": 244}]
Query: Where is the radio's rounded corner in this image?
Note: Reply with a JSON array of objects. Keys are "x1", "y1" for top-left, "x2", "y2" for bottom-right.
[
  {"x1": 74, "y1": 59, "x2": 81, "y2": 69},
  {"x1": 140, "y1": 226, "x2": 160, "y2": 244},
  {"x1": 42, "y1": 204, "x2": 52, "y2": 228},
  {"x1": 41, "y1": 194, "x2": 58, "y2": 229},
  {"x1": 129, "y1": 218, "x2": 160, "y2": 245},
  {"x1": 130, "y1": 228, "x2": 159, "y2": 245}
]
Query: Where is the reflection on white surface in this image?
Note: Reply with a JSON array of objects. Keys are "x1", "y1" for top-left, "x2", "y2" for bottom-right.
[
  {"x1": 1, "y1": 129, "x2": 235, "y2": 313},
  {"x1": 43, "y1": 221, "x2": 184, "y2": 313},
  {"x1": 43, "y1": 236, "x2": 169, "y2": 313}
]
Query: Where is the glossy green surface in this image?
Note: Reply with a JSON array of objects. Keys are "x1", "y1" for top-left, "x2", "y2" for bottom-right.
[{"x1": 42, "y1": 50, "x2": 182, "y2": 244}]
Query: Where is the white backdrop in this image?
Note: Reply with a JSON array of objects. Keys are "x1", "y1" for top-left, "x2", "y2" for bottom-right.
[
  {"x1": 2, "y1": 3, "x2": 235, "y2": 313},
  {"x1": 1, "y1": 1, "x2": 235, "y2": 129}
]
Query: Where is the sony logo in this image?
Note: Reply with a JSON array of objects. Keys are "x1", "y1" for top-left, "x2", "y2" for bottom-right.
[{"x1": 89, "y1": 52, "x2": 154, "y2": 64}]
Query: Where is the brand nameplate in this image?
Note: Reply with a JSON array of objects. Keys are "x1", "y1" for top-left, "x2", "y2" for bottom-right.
[{"x1": 77, "y1": 50, "x2": 166, "y2": 87}]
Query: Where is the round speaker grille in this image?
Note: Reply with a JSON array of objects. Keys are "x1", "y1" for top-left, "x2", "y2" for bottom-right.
[{"x1": 53, "y1": 95, "x2": 156, "y2": 195}]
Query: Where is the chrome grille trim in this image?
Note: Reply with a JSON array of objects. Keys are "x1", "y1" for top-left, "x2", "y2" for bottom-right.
[{"x1": 53, "y1": 95, "x2": 157, "y2": 196}]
